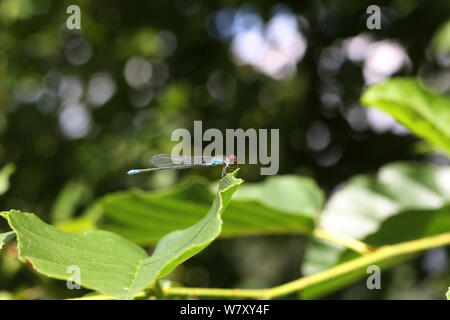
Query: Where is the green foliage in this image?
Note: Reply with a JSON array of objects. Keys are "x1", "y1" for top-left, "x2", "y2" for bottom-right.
[
  {"x1": 0, "y1": 163, "x2": 15, "y2": 196},
  {"x1": 1, "y1": 163, "x2": 449, "y2": 299},
  {"x1": 1, "y1": 0, "x2": 450, "y2": 300},
  {"x1": 60, "y1": 175, "x2": 321, "y2": 245},
  {"x1": 361, "y1": 78, "x2": 450, "y2": 156},
  {"x1": 231, "y1": 175, "x2": 324, "y2": 219},
  {"x1": 50, "y1": 180, "x2": 91, "y2": 223},
  {"x1": 431, "y1": 19, "x2": 450, "y2": 54},
  {"x1": 0, "y1": 231, "x2": 15, "y2": 250},
  {"x1": 0, "y1": 171, "x2": 242, "y2": 299},
  {"x1": 302, "y1": 162, "x2": 450, "y2": 298}
]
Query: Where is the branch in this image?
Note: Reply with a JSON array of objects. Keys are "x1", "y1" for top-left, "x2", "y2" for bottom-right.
[
  {"x1": 162, "y1": 232, "x2": 450, "y2": 299},
  {"x1": 312, "y1": 229, "x2": 374, "y2": 254}
]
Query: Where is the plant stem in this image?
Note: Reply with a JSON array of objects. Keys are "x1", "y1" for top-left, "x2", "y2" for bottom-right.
[
  {"x1": 312, "y1": 228, "x2": 374, "y2": 254},
  {"x1": 162, "y1": 232, "x2": 450, "y2": 299}
]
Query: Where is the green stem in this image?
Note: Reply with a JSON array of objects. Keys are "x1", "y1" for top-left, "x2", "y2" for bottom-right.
[
  {"x1": 162, "y1": 232, "x2": 450, "y2": 299},
  {"x1": 313, "y1": 228, "x2": 374, "y2": 254}
]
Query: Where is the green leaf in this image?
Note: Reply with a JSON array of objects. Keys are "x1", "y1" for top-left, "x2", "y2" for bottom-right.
[
  {"x1": 302, "y1": 162, "x2": 450, "y2": 298},
  {"x1": 56, "y1": 216, "x2": 96, "y2": 234},
  {"x1": 230, "y1": 175, "x2": 323, "y2": 219},
  {"x1": 1, "y1": 170, "x2": 243, "y2": 299},
  {"x1": 0, "y1": 163, "x2": 15, "y2": 196},
  {"x1": 73, "y1": 175, "x2": 321, "y2": 245},
  {"x1": 50, "y1": 179, "x2": 90, "y2": 223},
  {"x1": 446, "y1": 287, "x2": 450, "y2": 300},
  {"x1": 361, "y1": 78, "x2": 450, "y2": 156},
  {"x1": 430, "y1": 19, "x2": 450, "y2": 54},
  {"x1": 0, "y1": 231, "x2": 16, "y2": 250}
]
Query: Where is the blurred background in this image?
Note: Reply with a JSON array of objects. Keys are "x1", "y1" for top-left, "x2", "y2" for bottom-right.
[{"x1": 0, "y1": 0, "x2": 449, "y2": 299}]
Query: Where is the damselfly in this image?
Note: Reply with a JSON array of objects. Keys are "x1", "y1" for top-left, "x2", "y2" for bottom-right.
[{"x1": 127, "y1": 154, "x2": 237, "y2": 177}]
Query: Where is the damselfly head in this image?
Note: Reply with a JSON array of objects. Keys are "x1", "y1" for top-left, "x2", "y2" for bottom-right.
[{"x1": 227, "y1": 155, "x2": 236, "y2": 164}]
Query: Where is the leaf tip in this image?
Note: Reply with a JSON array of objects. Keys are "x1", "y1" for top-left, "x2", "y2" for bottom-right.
[{"x1": 0, "y1": 211, "x2": 10, "y2": 219}]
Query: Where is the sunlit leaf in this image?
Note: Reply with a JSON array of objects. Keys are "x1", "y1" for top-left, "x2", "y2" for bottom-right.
[
  {"x1": 302, "y1": 162, "x2": 450, "y2": 298},
  {"x1": 361, "y1": 78, "x2": 450, "y2": 156},
  {"x1": 73, "y1": 175, "x2": 322, "y2": 245},
  {"x1": 1, "y1": 171, "x2": 243, "y2": 299}
]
